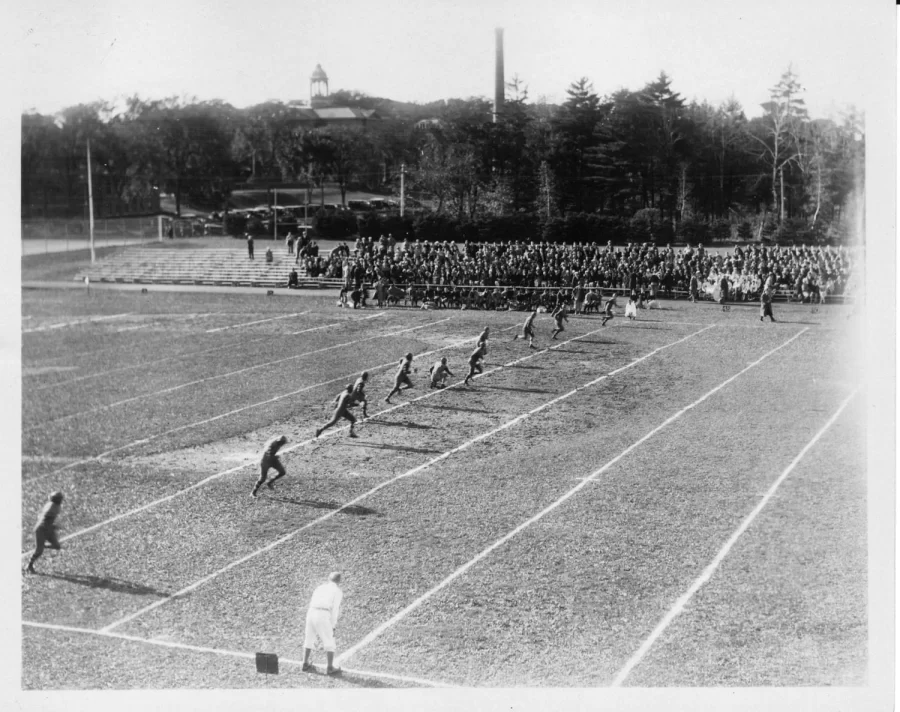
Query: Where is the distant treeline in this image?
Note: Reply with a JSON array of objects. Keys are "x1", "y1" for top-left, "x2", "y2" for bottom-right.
[{"x1": 22, "y1": 67, "x2": 863, "y2": 244}]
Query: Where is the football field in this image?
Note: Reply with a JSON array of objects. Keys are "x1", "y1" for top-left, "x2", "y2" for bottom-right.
[{"x1": 20, "y1": 288, "x2": 869, "y2": 692}]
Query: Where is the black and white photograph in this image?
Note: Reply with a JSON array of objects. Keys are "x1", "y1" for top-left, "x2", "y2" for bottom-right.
[{"x1": 7, "y1": 0, "x2": 896, "y2": 709}]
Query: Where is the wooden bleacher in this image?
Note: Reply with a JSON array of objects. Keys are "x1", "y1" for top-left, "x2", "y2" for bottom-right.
[{"x1": 74, "y1": 247, "x2": 342, "y2": 289}]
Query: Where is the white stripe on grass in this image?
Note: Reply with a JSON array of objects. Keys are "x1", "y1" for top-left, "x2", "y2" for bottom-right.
[
  {"x1": 610, "y1": 385, "x2": 859, "y2": 687},
  {"x1": 30, "y1": 313, "x2": 385, "y2": 391},
  {"x1": 21, "y1": 620, "x2": 456, "y2": 687},
  {"x1": 23, "y1": 313, "x2": 132, "y2": 333},
  {"x1": 204, "y1": 312, "x2": 307, "y2": 333},
  {"x1": 334, "y1": 328, "x2": 809, "y2": 666},
  {"x1": 19, "y1": 322, "x2": 511, "y2": 540},
  {"x1": 28, "y1": 315, "x2": 454, "y2": 445},
  {"x1": 97, "y1": 325, "x2": 714, "y2": 634}
]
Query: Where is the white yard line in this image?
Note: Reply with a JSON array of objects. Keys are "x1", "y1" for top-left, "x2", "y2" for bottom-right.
[
  {"x1": 21, "y1": 323, "x2": 518, "y2": 525},
  {"x1": 20, "y1": 621, "x2": 455, "y2": 687},
  {"x1": 609, "y1": 385, "x2": 860, "y2": 687},
  {"x1": 97, "y1": 325, "x2": 713, "y2": 633},
  {"x1": 205, "y1": 312, "x2": 307, "y2": 333},
  {"x1": 30, "y1": 316, "x2": 453, "y2": 432},
  {"x1": 334, "y1": 328, "x2": 809, "y2": 666},
  {"x1": 23, "y1": 313, "x2": 132, "y2": 333},
  {"x1": 30, "y1": 313, "x2": 385, "y2": 392}
]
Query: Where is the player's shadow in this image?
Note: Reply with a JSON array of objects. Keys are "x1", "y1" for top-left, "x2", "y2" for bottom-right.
[
  {"x1": 350, "y1": 441, "x2": 442, "y2": 454},
  {"x1": 365, "y1": 419, "x2": 433, "y2": 430},
  {"x1": 39, "y1": 571, "x2": 170, "y2": 597},
  {"x1": 271, "y1": 496, "x2": 378, "y2": 516},
  {"x1": 575, "y1": 339, "x2": 608, "y2": 344},
  {"x1": 483, "y1": 385, "x2": 552, "y2": 394},
  {"x1": 417, "y1": 402, "x2": 488, "y2": 414},
  {"x1": 551, "y1": 348, "x2": 589, "y2": 354},
  {"x1": 506, "y1": 364, "x2": 544, "y2": 370}
]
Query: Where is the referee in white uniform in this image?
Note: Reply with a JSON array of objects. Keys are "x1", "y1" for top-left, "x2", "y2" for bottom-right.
[{"x1": 302, "y1": 572, "x2": 344, "y2": 675}]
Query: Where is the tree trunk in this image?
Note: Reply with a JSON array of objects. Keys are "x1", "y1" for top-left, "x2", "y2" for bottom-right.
[{"x1": 778, "y1": 168, "x2": 784, "y2": 224}]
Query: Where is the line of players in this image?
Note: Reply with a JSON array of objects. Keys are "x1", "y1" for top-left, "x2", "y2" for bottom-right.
[
  {"x1": 249, "y1": 298, "x2": 613, "y2": 498},
  {"x1": 24, "y1": 296, "x2": 621, "y2": 570}
]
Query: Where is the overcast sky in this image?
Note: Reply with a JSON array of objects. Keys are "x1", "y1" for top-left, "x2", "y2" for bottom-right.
[{"x1": 11, "y1": 0, "x2": 894, "y2": 119}]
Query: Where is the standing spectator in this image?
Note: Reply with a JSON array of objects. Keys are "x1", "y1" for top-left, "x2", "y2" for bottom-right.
[
  {"x1": 246, "y1": 233, "x2": 255, "y2": 260},
  {"x1": 167, "y1": 222, "x2": 174, "y2": 240},
  {"x1": 26, "y1": 492, "x2": 64, "y2": 574},
  {"x1": 760, "y1": 288, "x2": 776, "y2": 322},
  {"x1": 286, "y1": 231, "x2": 295, "y2": 255},
  {"x1": 301, "y1": 572, "x2": 344, "y2": 675}
]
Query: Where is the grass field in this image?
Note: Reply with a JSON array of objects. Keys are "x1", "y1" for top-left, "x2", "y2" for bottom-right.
[{"x1": 20, "y1": 282, "x2": 870, "y2": 693}]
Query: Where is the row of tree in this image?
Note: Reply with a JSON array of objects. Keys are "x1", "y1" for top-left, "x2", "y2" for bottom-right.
[{"x1": 21, "y1": 67, "x2": 864, "y2": 243}]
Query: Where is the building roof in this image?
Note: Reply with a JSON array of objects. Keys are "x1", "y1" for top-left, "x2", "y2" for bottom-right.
[
  {"x1": 313, "y1": 107, "x2": 378, "y2": 120},
  {"x1": 310, "y1": 64, "x2": 329, "y2": 81}
]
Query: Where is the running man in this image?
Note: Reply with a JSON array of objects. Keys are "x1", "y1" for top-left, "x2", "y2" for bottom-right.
[
  {"x1": 384, "y1": 353, "x2": 415, "y2": 404},
  {"x1": 251, "y1": 434, "x2": 289, "y2": 497},
  {"x1": 316, "y1": 385, "x2": 358, "y2": 438},
  {"x1": 550, "y1": 306, "x2": 568, "y2": 340},
  {"x1": 477, "y1": 326, "x2": 490, "y2": 355},
  {"x1": 429, "y1": 357, "x2": 454, "y2": 389},
  {"x1": 601, "y1": 294, "x2": 618, "y2": 326},
  {"x1": 463, "y1": 341, "x2": 486, "y2": 385},
  {"x1": 351, "y1": 371, "x2": 370, "y2": 418},
  {"x1": 512, "y1": 308, "x2": 538, "y2": 349},
  {"x1": 26, "y1": 492, "x2": 64, "y2": 574}
]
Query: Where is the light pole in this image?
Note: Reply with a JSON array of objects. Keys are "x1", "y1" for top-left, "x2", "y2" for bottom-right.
[{"x1": 400, "y1": 163, "x2": 405, "y2": 218}]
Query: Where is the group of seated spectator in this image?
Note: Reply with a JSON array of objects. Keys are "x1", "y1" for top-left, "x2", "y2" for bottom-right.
[{"x1": 293, "y1": 235, "x2": 855, "y2": 306}]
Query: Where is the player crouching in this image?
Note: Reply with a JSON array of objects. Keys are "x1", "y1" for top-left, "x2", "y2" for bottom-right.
[
  {"x1": 429, "y1": 357, "x2": 454, "y2": 389},
  {"x1": 251, "y1": 435, "x2": 289, "y2": 497}
]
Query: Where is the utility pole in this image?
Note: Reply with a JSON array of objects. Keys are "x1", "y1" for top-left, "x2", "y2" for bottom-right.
[
  {"x1": 400, "y1": 163, "x2": 405, "y2": 218},
  {"x1": 273, "y1": 188, "x2": 278, "y2": 241},
  {"x1": 87, "y1": 137, "x2": 96, "y2": 263}
]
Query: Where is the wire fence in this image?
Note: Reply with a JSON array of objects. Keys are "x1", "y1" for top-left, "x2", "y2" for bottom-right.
[{"x1": 20, "y1": 216, "x2": 220, "y2": 255}]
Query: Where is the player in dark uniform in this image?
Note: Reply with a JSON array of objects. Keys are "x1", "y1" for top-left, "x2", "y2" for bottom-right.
[
  {"x1": 477, "y1": 327, "x2": 490, "y2": 355},
  {"x1": 251, "y1": 435, "x2": 289, "y2": 497},
  {"x1": 428, "y1": 357, "x2": 454, "y2": 389},
  {"x1": 26, "y1": 492, "x2": 64, "y2": 573},
  {"x1": 384, "y1": 353, "x2": 415, "y2": 403},
  {"x1": 351, "y1": 371, "x2": 369, "y2": 418},
  {"x1": 760, "y1": 288, "x2": 776, "y2": 322},
  {"x1": 316, "y1": 385, "x2": 359, "y2": 438},
  {"x1": 550, "y1": 306, "x2": 568, "y2": 340},
  {"x1": 513, "y1": 308, "x2": 539, "y2": 348},
  {"x1": 463, "y1": 341, "x2": 487, "y2": 385},
  {"x1": 601, "y1": 294, "x2": 618, "y2": 326}
]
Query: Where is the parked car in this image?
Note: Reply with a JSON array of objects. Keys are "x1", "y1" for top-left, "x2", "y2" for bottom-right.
[{"x1": 347, "y1": 200, "x2": 373, "y2": 212}]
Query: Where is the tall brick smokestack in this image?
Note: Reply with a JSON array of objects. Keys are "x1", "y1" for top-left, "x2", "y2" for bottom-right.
[{"x1": 493, "y1": 27, "x2": 504, "y2": 123}]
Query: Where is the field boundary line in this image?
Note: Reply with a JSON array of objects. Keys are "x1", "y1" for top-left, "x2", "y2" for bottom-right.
[
  {"x1": 23, "y1": 313, "x2": 132, "y2": 333},
  {"x1": 20, "y1": 620, "x2": 455, "y2": 688},
  {"x1": 334, "y1": 327, "x2": 809, "y2": 666},
  {"x1": 30, "y1": 313, "x2": 386, "y2": 392},
  {"x1": 66, "y1": 325, "x2": 508, "y2": 468},
  {"x1": 98, "y1": 325, "x2": 713, "y2": 633},
  {"x1": 29, "y1": 315, "x2": 455, "y2": 449},
  {"x1": 205, "y1": 312, "x2": 307, "y2": 333},
  {"x1": 23, "y1": 325, "x2": 523, "y2": 544},
  {"x1": 609, "y1": 384, "x2": 860, "y2": 687}
]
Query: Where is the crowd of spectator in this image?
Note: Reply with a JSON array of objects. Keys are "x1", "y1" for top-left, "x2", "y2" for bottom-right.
[{"x1": 293, "y1": 233, "x2": 855, "y2": 305}]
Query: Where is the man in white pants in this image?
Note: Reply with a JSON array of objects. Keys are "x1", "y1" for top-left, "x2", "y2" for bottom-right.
[{"x1": 302, "y1": 572, "x2": 344, "y2": 675}]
